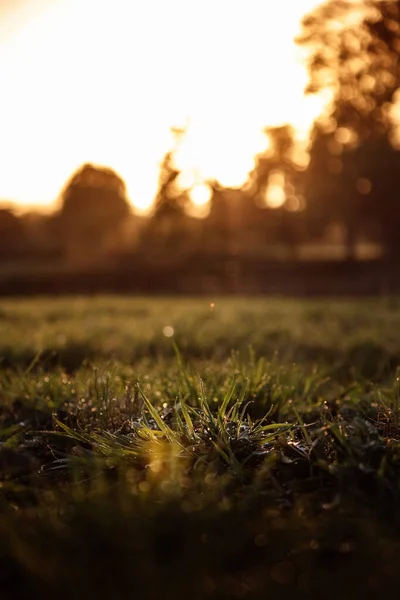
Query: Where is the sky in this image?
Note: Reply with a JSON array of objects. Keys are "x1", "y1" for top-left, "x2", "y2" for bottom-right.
[{"x1": 0, "y1": 0, "x2": 326, "y2": 212}]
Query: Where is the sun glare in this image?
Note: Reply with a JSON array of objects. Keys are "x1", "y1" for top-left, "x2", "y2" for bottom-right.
[
  {"x1": 189, "y1": 184, "x2": 212, "y2": 206},
  {"x1": 0, "y1": 0, "x2": 326, "y2": 212}
]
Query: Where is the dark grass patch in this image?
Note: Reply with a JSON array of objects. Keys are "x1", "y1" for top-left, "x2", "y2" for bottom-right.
[
  {"x1": 1, "y1": 297, "x2": 400, "y2": 597},
  {"x1": 0, "y1": 343, "x2": 98, "y2": 373},
  {"x1": 0, "y1": 358, "x2": 400, "y2": 597},
  {"x1": 1, "y1": 490, "x2": 399, "y2": 600}
]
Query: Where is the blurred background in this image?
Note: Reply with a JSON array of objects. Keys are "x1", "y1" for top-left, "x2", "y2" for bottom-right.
[{"x1": 1, "y1": 0, "x2": 400, "y2": 295}]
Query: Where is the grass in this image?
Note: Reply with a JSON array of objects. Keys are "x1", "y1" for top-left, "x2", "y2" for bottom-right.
[{"x1": 1, "y1": 296, "x2": 400, "y2": 598}]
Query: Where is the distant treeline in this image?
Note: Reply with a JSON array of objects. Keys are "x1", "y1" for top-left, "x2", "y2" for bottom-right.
[
  {"x1": 0, "y1": 126, "x2": 399, "y2": 271},
  {"x1": 3, "y1": 0, "x2": 400, "y2": 279}
]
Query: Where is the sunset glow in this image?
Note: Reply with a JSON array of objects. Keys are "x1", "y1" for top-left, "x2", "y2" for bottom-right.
[{"x1": 0, "y1": 0, "x2": 326, "y2": 213}]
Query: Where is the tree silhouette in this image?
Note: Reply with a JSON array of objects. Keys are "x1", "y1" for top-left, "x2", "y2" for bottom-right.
[
  {"x1": 56, "y1": 163, "x2": 130, "y2": 260},
  {"x1": 143, "y1": 150, "x2": 189, "y2": 254},
  {"x1": 153, "y1": 151, "x2": 188, "y2": 220},
  {"x1": 298, "y1": 1, "x2": 400, "y2": 140},
  {"x1": 249, "y1": 125, "x2": 306, "y2": 256},
  {"x1": 305, "y1": 125, "x2": 371, "y2": 259},
  {"x1": 356, "y1": 135, "x2": 400, "y2": 257},
  {"x1": 250, "y1": 125, "x2": 297, "y2": 198},
  {"x1": 0, "y1": 208, "x2": 26, "y2": 260},
  {"x1": 206, "y1": 182, "x2": 239, "y2": 255},
  {"x1": 144, "y1": 125, "x2": 198, "y2": 255},
  {"x1": 298, "y1": 0, "x2": 400, "y2": 258}
]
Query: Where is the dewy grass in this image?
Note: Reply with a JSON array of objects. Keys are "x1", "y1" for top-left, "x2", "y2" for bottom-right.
[
  {"x1": 46, "y1": 374, "x2": 292, "y2": 481},
  {"x1": 1, "y1": 297, "x2": 400, "y2": 598}
]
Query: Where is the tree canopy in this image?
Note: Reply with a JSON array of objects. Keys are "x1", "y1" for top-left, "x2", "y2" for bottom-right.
[
  {"x1": 58, "y1": 163, "x2": 130, "y2": 242},
  {"x1": 298, "y1": 0, "x2": 400, "y2": 258},
  {"x1": 298, "y1": 0, "x2": 400, "y2": 141},
  {"x1": 54, "y1": 163, "x2": 131, "y2": 261}
]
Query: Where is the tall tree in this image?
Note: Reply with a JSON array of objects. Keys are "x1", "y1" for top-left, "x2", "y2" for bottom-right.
[
  {"x1": 250, "y1": 125, "x2": 298, "y2": 199},
  {"x1": 305, "y1": 124, "x2": 373, "y2": 259},
  {"x1": 56, "y1": 163, "x2": 130, "y2": 259},
  {"x1": 249, "y1": 125, "x2": 306, "y2": 255},
  {"x1": 143, "y1": 148, "x2": 193, "y2": 257},
  {"x1": 0, "y1": 208, "x2": 26, "y2": 260},
  {"x1": 298, "y1": 1, "x2": 400, "y2": 140},
  {"x1": 298, "y1": 0, "x2": 400, "y2": 258},
  {"x1": 153, "y1": 151, "x2": 188, "y2": 220}
]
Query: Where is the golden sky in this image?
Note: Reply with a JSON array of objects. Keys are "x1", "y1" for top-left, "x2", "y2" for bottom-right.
[{"x1": 0, "y1": 0, "x2": 325, "y2": 212}]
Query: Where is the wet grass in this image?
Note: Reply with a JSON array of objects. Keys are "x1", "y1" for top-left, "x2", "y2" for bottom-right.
[{"x1": 1, "y1": 296, "x2": 400, "y2": 598}]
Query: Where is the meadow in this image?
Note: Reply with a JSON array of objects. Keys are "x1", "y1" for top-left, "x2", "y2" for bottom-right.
[{"x1": 1, "y1": 296, "x2": 400, "y2": 598}]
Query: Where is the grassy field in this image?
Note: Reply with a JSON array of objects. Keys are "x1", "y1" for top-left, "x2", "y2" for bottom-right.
[{"x1": 1, "y1": 296, "x2": 400, "y2": 598}]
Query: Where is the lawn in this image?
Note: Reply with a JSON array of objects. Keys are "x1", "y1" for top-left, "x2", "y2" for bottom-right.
[{"x1": 1, "y1": 296, "x2": 400, "y2": 598}]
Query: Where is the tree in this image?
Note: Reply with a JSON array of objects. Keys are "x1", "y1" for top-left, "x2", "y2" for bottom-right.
[
  {"x1": 0, "y1": 208, "x2": 26, "y2": 260},
  {"x1": 152, "y1": 124, "x2": 193, "y2": 222},
  {"x1": 250, "y1": 125, "x2": 298, "y2": 198},
  {"x1": 144, "y1": 122, "x2": 206, "y2": 256},
  {"x1": 298, "y1": 1, "x2": 400, "y2": 140},
  {"x1": 304, "y1": 124, "x2": 370, "y2": 259},
  {"x1": 142, "y1": 150, "x2": 190, "y2": 255},
  {"x1": 248, "y1": 125, "x2": 307, "y2": 256},
  {"x1": 298, "y1": 0, "x2": 400, "y2": 258},
  {"x1": 56, "y1": 163, "x2": 130, "y2": 260},
  {"x1": 356, "y1": 134, "x2": 400, "y2": 256},
  {"x1": 153, "y1": 151, "x2": 189, "y2": 220}
]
